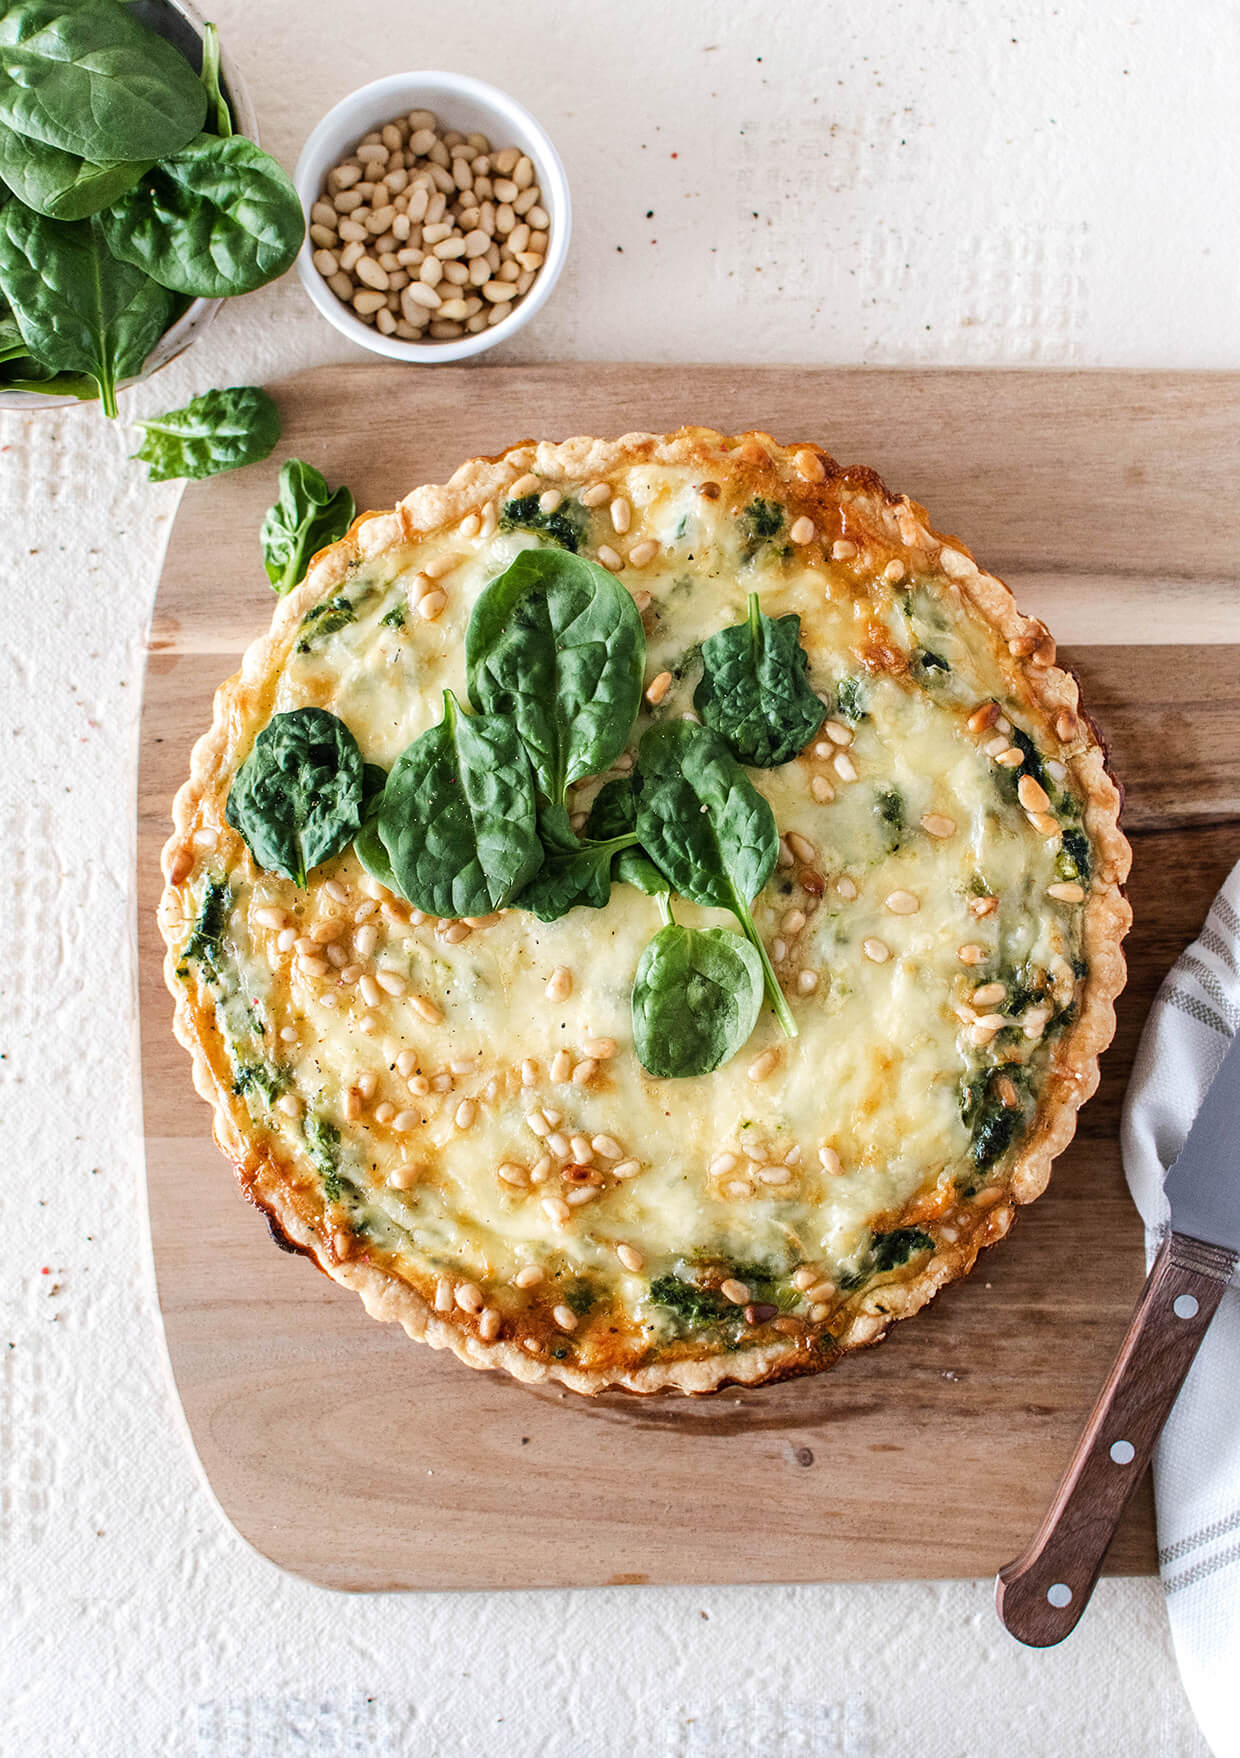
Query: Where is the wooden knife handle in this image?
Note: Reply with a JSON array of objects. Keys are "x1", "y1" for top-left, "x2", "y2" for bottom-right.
[{"x1": 995, "y1": 1230, "x2": 1234, "y2": 1647}]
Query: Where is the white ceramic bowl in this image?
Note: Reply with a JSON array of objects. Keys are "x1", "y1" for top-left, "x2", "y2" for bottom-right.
[
  {"x1": 294, "y1": 72, "x2": 571, "y2": 364},
  {"x1": 0, "y1": 0, "x2": 255, "y2": 412}
]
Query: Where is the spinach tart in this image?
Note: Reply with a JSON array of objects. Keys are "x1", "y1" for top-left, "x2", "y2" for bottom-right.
[{"x1": 159, "y1": 428, "x2": 1130, "y2": 1395}]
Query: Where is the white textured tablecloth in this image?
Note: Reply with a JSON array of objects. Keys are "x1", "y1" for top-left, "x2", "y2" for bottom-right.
[{"x1": 3, "y1": 2, "x2": 1234, "y2": 1752}]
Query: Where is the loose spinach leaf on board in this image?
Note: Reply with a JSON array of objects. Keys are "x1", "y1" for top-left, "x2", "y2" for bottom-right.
[
  {"x1": 633, "y1": 720, "x2": 796, "y2": 1037},
  {"x1": 465, "y1": 548, "x2": 645, "y2": 805},
  {"x1": 131, "y1": 385, "x2": 280, "y2": 480},
  {"x1": 585, "y1": 776, "x2": 668, "y2": 898},
  {"x1": 225, "y1": 706, "x2": 365, "y2": 887},
  {"x1": 103, "y1": 133, "x2": 304, "y2": 299},
  {"x1": 0, "y1": 126, "x2": 151, "y2": 220},
  {"x1": 0, "y1": 204, "x2": 173, "y2": 415},
  {"x1": 353, "y1": 762, "x2": 398, "y2": 892},
  {"x1": 198, "y1": 21, "x2": 232, "y2": 138},
  {"x1": 632, "y1": 916, "x2": 764, "y2": 1078},
  {"x1": 693, "y1": 592, "x2": 825, "y2": 766},
  {"x1": 260, "y1": 458, "x2": 356, "y2": 593},
  {"x1": 377, "y1": 688, "x2": 542, "y2": 918},
  {"x1": 0, "y1": 1, "x2": 207, "y2": 162},
  {"x1": 511, "y1": 802, "x2": 637, "y2": 922}
]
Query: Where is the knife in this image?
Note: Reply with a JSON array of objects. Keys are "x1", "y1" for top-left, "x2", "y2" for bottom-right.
[{"x1": 995, "y1": 1028, "x2": 1240, "y2": 1646}]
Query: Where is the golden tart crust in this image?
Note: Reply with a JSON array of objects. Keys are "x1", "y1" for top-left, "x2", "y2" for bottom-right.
[{"x1": 159, "y1": 427, "x2": 1131, "y2": 1395}]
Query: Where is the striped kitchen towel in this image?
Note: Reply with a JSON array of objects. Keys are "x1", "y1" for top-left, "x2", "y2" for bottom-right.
[{"x1": 1122, "y1": 859, "x2": 1240, "y2": 1758}]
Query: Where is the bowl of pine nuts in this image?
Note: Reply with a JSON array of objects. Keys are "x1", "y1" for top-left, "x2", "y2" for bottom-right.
[{"x1": 293, "y1": 72, "x2": 570, "y2": 362}]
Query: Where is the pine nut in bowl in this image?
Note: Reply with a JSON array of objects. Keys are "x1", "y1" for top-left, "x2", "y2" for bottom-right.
[{"x1": 294, "y1": 73, "x2": 570, "y2": 363}]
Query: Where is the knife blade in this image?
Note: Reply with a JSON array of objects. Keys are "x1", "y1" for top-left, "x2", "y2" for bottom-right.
[
  {"x1": 1163, "y1": 1027, "x2": 1240, "y2": 1254},
  {"x1": 996, "y1": 1027, "x2": 1239, "y2": 1647}
]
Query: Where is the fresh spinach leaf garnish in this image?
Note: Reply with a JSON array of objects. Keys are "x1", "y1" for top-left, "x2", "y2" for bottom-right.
[
  {"x1": 225, "y1": 706, "x2": 365, "y2": 887},
  {"x1": 377, "y1": 688, "x2": 542, "y2": 917},
  {"x1": 260, "y1": 459, "x2": 355, "y2": 593},
  {"x1": 352, "y1": 762, "x2": 397, "y2": 892},
  {"x1": 132, "y1": 385, "x2": 280, "y2": 480},
  {"x1": 585, "y1": 776, "x2": 668, "y2": 898},
  {"x1": 498, "y1": 492, "x2": 586, "y2": 552},
  {"x1": 693, "y1": 592, "x2": 825, "y2": 767},
  {"x1": 633, "y1": 720, "x2": 796, "y2": 1038},
  {"x1": 0, "y1": 2, "x2": 208, "y2": 163},
  {"x1": 103, "y1": 132, "x2": 304, "y2": 299},
  {"x1": 631, "y1": 904, "x2": 764, "y2": 1078},
  {"x1": 466, "y1": 547, "x2": 645, "y2": 806},
  {"x1": 179, "y1": 874, "x2": 230, "y2": 975},
  {"x1": 0, "y1": 204, "x2": 174, "y2": 416},
  {"x1": 510, "y1": 802, "x2": 636, "y2": 922}
]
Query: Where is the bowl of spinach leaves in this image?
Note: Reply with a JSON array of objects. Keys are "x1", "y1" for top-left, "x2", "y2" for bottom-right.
[{"x1": 0, "y1": 0, "x2": 304, "y2": 415}]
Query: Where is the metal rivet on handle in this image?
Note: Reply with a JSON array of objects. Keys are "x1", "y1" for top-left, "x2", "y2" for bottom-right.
[
  {"x1": 1109, "y1": 1440, "x2": 1136, "y2": 1465},
  {"x1": 1046, "y1": 1583, "x2": 1073, "y2": 1609},
  {"x1": 1173, "y1": 1294, "x2": 1199, "y2": 1319}
]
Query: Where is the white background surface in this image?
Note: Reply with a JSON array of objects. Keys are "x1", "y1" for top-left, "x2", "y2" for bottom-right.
[{"x1": 2, "y1": 1, "x2": 1234, "y2": 1752}]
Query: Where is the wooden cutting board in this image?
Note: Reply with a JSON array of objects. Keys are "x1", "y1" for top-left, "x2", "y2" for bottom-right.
[{"x1": 138, "y1": 363, "x2": 1240, "y2": 1591}]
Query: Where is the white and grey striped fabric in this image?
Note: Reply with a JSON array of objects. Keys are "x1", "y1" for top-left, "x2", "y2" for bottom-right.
[{"x1": 1122, "y1": 861, "x2": 1240, "y2": 1758}]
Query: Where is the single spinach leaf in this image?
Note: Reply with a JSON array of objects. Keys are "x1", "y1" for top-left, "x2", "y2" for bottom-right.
[
  {"x1": 585, "y1": 776, "x2": 668, "y2": 898},
  {"x1": 633, "y1": 720, "x2": 796, "y2": 1037},
  {"x1": 511, "y1": 802, "x2": 637, "y2": 922},
  {"x1": 103, "y1": 133, "x2": 304, "y2": 299},
  {"x1": 0, "y1": 126, "x2": 151, "y2": 220},
  {"x1": 632, "y1": 920, "x2": 763, "y2": 1077},
  {"x1": 353, "y1": 762, "x2": 398, "y2": 892},
  {"x1": 465, "y1": 547, "x2": 645, "y2": 805},
  {"x1": 0, "y1": 2, "x2": 207, "y2": 162},
  {"x1": 225, "y1": 706, "x2": 364, "y2": 887},
  {"x1": 0, "y1": 204, "x2": 174, "y2": 415},
  {"x1": 694, "y1": 592, "x2": 824, "y2": 766},
  {"x1": 198, "y1": 21, "x2": 232, "y2": 137},
  {"x1": 131, "y1": 385, "x2": 280, "y2": 480},
  {"x1": 377, "y1": 689, "x2": 542, "y2": 917},
  {"x1": 261, "y1": 458, "x2": 355, "y2": 592}
]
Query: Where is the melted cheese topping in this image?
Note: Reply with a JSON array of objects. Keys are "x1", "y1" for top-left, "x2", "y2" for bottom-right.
[{"x1": 175, "y1": 460, "x2": 1090, "y2": 1372}]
